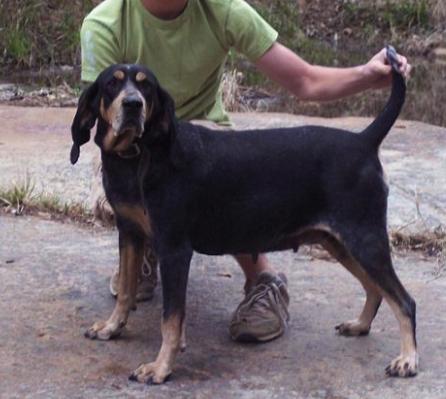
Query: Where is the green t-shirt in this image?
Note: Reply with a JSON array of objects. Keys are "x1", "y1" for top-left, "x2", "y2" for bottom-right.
[{"x1": 81, "y1": 0, "x2": 278, "y2": 124}]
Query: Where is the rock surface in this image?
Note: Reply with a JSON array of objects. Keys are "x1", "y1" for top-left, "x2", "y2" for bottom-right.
[
  {"x1": 0, "y1": 106, "x2": 444, "y2": 232},
  {"x1": 0, "y1": 106, "x2": 445, "y2": 398}
]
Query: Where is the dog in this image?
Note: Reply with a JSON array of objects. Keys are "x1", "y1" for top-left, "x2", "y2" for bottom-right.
[{"x1": 70, "y1": 46, "x2": 418, "y2": 384}]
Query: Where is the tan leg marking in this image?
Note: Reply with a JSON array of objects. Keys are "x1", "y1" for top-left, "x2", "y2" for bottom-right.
[
  {"x1": 85, "y1": 241, "x2": 142, "y2": 340},
  {"x1": 321, "y1": 236, "x2": 382, "y2": 336},
  {"x1": 130, "y1": 314, "x2": 183, "y2": 384},
  {"x1": 383, "y1": 295, "x2": 418, "y2": 377},
  {"x1": 301, "y1": 226, "x2": 417, "y2": 377}
]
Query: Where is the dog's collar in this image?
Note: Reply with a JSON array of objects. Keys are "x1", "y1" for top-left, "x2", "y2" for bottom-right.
[{"x1": 117, "y1": 143, "x2": 141, "y2": 159}]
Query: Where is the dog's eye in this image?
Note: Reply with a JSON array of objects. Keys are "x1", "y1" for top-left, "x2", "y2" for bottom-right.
[
  {"x1": 106, "y1": 77, "x2": 120, "y2": 91},
  {"x1": 138, "y1": 80, "x2": 151, "y2": 92}
]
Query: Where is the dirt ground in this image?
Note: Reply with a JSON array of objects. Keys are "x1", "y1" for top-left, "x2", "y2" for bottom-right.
[
  {"x1": 0, "y1": 106, "x2": 445, "y2": 398},
  {"x1": 1, "y1": 216, "x2": 445, "y2": 399}
]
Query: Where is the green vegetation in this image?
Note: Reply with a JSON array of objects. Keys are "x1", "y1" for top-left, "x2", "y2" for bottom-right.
[
  {"x1": 251, "y1": 0, "x2": 301, "y2": 48},
  {"x1": 0, "y1": 0, "x2": 97, "y2": 68},
  {"x1": 1, "y1": 0, "x2": 442, "y2": 69},
  {"x1": 0, "y1": 176, "x2": 35, "y2": 215},
  {"x1": 343, "y1": 0, "x2": 431, "y2": 43},
  {"x1": 1, "y1": 0, "x2": 445, "y2": 126},
  {"x1": 391, "y1": 227, "x2": 446, "y2": 276},
  {"x1": 0, "y1": 177, "x2": 91, "y2": 221},
  {"x1": 382, "y1": 1, "x2": 430, "y2": 30},
  {"x1": 228, "y1": 0, "x2": 442, "y2": 95},
  {"x1": 5, "y1": 29, "x2": 31, "y2": 65}
]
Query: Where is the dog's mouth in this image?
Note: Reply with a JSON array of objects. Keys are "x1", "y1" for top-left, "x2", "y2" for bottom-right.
[
  {"x1": 102, "y1": 100, "x2": 146, "y2": 154},
  {"x1": 102, "y1": 126, "x2": 137, "y2": 156},
  {"x1": 110, "y1": 120, "x2": 143, "y2": 151},
  {"x1": 114, "y1": 129, "x2": 134, "y2": 148},
  {"x1": 110, "y1": 127, "x2": 141, "y2": 158},
  {"x1": 118, "y1": 114, "x2": 144, "y2": 135}
]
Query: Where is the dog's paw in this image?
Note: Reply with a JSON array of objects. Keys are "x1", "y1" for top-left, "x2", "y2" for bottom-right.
[
  {"x1": 385, "y1": 353, "x2": 418, "y2": 378},
  {"x1": 335, "y1": 319, "x2": 370, "y2": 336},
  {"x1": 128, "y1": 362, "x2": 171, "y2": 384},
  {"x1": 84, "y1": 320, "x2": 124, "y2": 340}
]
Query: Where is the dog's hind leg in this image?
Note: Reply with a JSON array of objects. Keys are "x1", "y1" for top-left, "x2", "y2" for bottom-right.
[
  {"x1": 338, "y1": 227, "x2": 418, "y2": 378},
  {"x1": 85, "y1": 231, "x2": 144, "y2": 340},
  {"x1": 130, "y1": 246, "x2": 192, "y2": 384},
  {"x1": 321, "y1": 235, "x2": 382, "y2": 336}
]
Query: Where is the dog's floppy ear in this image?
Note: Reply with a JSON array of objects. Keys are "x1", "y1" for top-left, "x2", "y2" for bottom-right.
[
  {"x1": 156, "y1": 85, "x2": 177, "y2": 136},
  {"x1": 145, "y1": 85, "x2": 177, "y2": 146},
  {"x1": 70, "y1": 81, "x2": 100, "y2": 164}
]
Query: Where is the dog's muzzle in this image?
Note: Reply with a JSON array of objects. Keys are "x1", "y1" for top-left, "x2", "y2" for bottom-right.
[
  {"x1": 118, "y1": 95, "x2": 144, "y2": 136},
  {"x1": 112, "y1": 95, "x2": 145, "y2": 157},
  {"x1": 122, "y1": 95, "x2": 143, "y2": 114}
]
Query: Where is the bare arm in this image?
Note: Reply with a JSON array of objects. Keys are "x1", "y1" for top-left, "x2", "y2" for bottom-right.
[{"x1": 255, "y1": 42, "x2": 411, "y2": 102}]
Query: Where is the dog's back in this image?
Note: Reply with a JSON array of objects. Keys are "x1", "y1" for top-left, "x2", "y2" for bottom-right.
[
  {"x1": 173, "y1": 124, "x2": 382, "y2": 254},
  {"x1": 172, "y1": 48, "x2": 405, "y2": 255}
]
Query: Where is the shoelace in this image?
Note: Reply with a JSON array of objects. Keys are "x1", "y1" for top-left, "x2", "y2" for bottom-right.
[
  {"x1": 235, "y1": 280, "x2": 290, "y2": 325},
  {"x1": 141, "y1": 256, "x2": 153, "y2": 277}
]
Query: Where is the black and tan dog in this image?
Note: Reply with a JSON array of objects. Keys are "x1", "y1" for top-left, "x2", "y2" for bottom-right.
[{"x1": 70, "y1": 46, "x2": 418, "y2": 384}]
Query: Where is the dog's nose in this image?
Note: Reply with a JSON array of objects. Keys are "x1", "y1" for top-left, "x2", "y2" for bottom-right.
[{"x1": 122, "y1": 96, "x2": 143, "y2": 110}]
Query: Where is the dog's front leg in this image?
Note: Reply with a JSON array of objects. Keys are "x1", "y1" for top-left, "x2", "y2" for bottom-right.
[
  {"x1": 85, "y1": 230, "x2": 144, "y2": 340},
  {"x1": 130, "y1": 246, "x2": 192, "y2": 384}
]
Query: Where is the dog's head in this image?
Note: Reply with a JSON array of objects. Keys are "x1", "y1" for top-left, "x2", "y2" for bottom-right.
[{"x1": 70, "y1": 64, "x2": 176, "y2": 164}]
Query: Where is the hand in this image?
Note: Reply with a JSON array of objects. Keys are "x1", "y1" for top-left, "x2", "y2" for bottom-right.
[{"x1": 363, "y1": 47, "x2": 412, "y2": 89}]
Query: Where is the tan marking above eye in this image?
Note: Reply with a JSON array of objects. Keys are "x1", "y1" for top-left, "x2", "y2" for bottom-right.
[
  {"x1": 113, "y1": 70, "x2": 125, "y2": 80},
  {"x1": 136, "y1": 72, "x2": 147, "y2": 82}
]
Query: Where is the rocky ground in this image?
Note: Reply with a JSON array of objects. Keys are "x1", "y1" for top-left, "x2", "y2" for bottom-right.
[
  {"x1": 0, "y1": 106, "x2": 445, "y2": 398},
  {"x1": 1, "y1": 214, "x2": 445, "y2": 399}
]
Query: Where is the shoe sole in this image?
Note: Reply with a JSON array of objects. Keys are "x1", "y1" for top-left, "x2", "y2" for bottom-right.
[{"x1": 231, "y1": 327, "x2": 285, "y2": 343}]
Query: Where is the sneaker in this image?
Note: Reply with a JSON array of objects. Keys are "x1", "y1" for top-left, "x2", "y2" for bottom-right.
[
  {"x1": 230, "y1": 272, "x2": 290, "y2": 342},
  {"x1": 109, "y1": 246, "x2": 158, "y2": 302}
]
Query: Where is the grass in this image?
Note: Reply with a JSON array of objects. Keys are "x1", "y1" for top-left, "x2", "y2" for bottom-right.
[
  {"x1": 0, "y1": 0, "x2": 443, "y2": 69},
  {"x1": 431, "y1": 0, "x2": 446, "y2": 26},
  {"x1": 0, "y1": 178, "x2": 92, "y2": 223},
  {"x1": 2, "y1": 0, "x2": 446, "y2": 126},
  {"x1": 251, "y1": 0, "x2": 302, "y2": 48},
  {"x1": 385, "y1": 1, "x2": 430, "y2": 30},
  {"x1": 0, "y1": 0, "x2": 98, "y2": 68},
  {"x1": 0, "y1": 176, "x2": 35, "y2": 215},
  {"x1": 224, "y1": 0, "x2": 445, "y2": 125},
  {"x1": 36, "y1": 192, "x2": 89, "y2": 218},
  {"x1": 391, "y1": 226, "x2": 446, "y2": 279},
  {"x1": 391, "y1": 227, "x2": 446, "y2": 257},
  {"x1": 343, "y1": 1, "x2": 431, "y2": 34},
  {"x1": 222, "y1": 69, "x2": 249, "y2": 112},
  {"x1": 5, "y1": 29, "x2": 31, "y2": 65}
]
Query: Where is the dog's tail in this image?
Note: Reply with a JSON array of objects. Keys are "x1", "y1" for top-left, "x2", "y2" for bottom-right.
[{"x1": 360, "y1": 46, "x2": 406, "y2": 148}]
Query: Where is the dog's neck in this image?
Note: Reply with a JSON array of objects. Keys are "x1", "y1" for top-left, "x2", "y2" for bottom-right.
[{"x1": 140, "y1": 0, "x2": 188, "y2": 20}]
